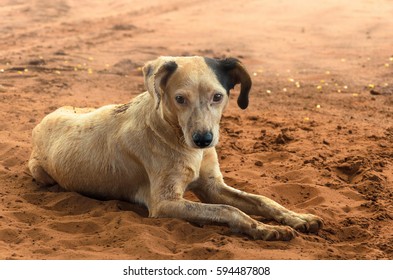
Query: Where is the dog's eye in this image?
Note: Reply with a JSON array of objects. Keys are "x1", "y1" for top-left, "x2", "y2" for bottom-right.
[
  {"x1": 213, "y1": 93, "x2": 223, "y2": 103},
  {"x1": 175, "y1": 95, "x2": 186, "y2": 104}
]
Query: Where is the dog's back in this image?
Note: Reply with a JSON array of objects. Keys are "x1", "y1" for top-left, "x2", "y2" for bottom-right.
[{"x1": 29, "y1": 94, "x2": 152, "y2": 201}]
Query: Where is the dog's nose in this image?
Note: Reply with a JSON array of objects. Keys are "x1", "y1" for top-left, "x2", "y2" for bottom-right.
[{"x1": 192, "y1": 131, "x2": 213, "y2": 148}]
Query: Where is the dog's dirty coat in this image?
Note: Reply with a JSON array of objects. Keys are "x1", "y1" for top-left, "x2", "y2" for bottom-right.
[{"x1": 29, "y1": 56, "x2": 323, "y2": 240}]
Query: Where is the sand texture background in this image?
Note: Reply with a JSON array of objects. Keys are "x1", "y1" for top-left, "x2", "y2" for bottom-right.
[{"x1": 0, "y1": 0, "x2": 393, "y2": 259}]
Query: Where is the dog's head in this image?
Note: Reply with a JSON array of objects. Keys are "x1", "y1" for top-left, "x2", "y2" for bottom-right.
[{"x1": 142, "y1": 56, "x2": 251, "y2": 149}]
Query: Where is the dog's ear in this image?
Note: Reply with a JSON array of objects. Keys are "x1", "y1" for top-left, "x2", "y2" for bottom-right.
[
  {"x1": 143, "y1": 59, "x2": 178, "y2": 109},
  {"x1": 205, "y1": 57, "x2": 252, "y2": 109}
]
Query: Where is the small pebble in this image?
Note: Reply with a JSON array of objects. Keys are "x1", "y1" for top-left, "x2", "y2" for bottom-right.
[{"x1": 255, "y1": 160, "x2": 263, "y2": 167}]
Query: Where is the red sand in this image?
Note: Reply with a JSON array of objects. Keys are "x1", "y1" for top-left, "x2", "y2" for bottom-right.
[{"x1": 0, "y1": 0, "x2": 392, "y2": 259}]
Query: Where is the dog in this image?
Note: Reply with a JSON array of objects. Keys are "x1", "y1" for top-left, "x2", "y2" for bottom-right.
[{"x1": 29, "y1": 56, "x2": 323, "y2": 240}]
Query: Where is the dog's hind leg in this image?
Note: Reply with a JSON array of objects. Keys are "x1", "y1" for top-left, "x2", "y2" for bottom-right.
[{"x1": 28, "y1": 150, "x2": 56, "y2": 186}]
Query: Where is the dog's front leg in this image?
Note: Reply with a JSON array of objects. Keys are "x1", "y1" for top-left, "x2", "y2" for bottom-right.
[
  {"x1": 149, "y1": 197, "x2": 296, "y2": 241},
  {"x1": 193, "y1": 183, "x2": 323, "y2": 234},
  {"x1": 189, "y1": 148, "x2": 323, "y2": 234}
]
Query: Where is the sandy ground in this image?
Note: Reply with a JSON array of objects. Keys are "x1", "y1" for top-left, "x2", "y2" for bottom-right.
[{"x1": 1, "y1": 0, "x2": 393, "y2": 259}]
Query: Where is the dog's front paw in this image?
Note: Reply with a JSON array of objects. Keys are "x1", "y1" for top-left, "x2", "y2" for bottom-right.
[
  {"x1": 249, "y1": 224, "x2": 297, "y2": 241},
  {"x1": 284, "y1": 213, "x2": 323, "y2": 234}
]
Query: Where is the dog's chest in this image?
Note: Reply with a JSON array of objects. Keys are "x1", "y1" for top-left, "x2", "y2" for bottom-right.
[{"x1": 182, "y1": 150, "x2": 203, "y2": 184}]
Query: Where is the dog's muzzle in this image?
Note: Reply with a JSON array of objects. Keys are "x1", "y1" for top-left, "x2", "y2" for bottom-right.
[{"x1": 192, "y1": 131, "x2": 213, "y2": 148}]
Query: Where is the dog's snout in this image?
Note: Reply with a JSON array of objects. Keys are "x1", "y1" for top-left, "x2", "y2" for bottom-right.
[{"x1": 192, "y1": 131, "x2": 213, "y2": 148}]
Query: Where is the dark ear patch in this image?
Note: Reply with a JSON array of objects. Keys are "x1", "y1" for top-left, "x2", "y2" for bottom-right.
[
  {"x1": 219, "y1": 57, "x2": 240, "y2": 71},
  {"x1": 204, "y1": 57, "x2": 237, "y2": 92},
  {"x1": 204, "y1": 57, "x2": 252, "y2": 109},
  {"x1": 144, "y1": 64, "x2": 153, "y2": 77},
  {"x1": 159, "y1": 61, "x2": 178, "y2": 89},
  {"x1": 152, "y1": 61, "x2": 178, "y2": 110}
]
